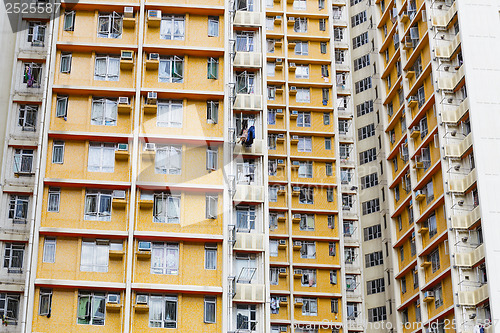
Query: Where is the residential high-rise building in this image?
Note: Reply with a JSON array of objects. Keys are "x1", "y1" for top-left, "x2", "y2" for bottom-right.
[{"x1": 0, "y1": 0, "x2": 498, "y2": 332}]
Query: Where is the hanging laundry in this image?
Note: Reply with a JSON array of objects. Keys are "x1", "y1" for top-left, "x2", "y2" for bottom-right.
[{"x1": 245, "y1": 125, "x2": 255, "y2": 147}]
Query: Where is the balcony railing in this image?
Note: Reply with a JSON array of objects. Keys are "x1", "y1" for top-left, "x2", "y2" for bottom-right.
[{"x1": 455, "y1": 244, "x2": 485, "y2": 268}]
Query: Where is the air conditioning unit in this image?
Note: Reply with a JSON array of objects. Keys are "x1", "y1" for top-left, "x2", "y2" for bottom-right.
[
  {"x1": 276, "y1": 58, "x2": 283, "y2": 63},
  {"x1": 124, "y1": 7, "x2": 134, "y2": 18},
  {"x1": 290, "y1": 63, "x2": 296, "y2": 68},
  {"x1": 276, "y1": 15, "x2": 282, "y2": 19},
  {"x1": 276, "y1": 108, "x2": 283, "y2": 113},
  {"x1": 113, "y1": 190, "x2": 126, "y2": 199},
  {"x1": 288, "y1": 17, "x2": 295, "y2": 22},
  {"x1": 145, "y1": 143, "x2": 156, "y2": 151},
  {"x1": 118, "y1": 96, "x2": 129, "y2": 105},
  {"x1": 278, "y1": 134, "x2": 285, "y2": 138},
  {"x1": 291, "y1": 110, "x2": 298, "y2": 115},
  {"x1": 121, "y1": 50, "x2": 134, "y2": 60},
  {"x1": 148, "y1": 53, "x2": 160, "y2": 61},
  {"x1": 148, "y1": 10, "x2": 160, "y2": 19},
  {"x1": 136, "y1": 294, "x2": 149, "y2": 304},
  {"x1": 279, "y1": 239, "x2": 286, "y2": 245},
  {"x1": 280, "y1": 326, "x2": 287, "y2": 332},
  {"x1": 292, "y1": 135, "x2": 299, "y2": 140},
  {"x1": 411, "y1": 125, "x2": 420, "y2": 133},
  {"x1": 416, "y1": 189, "x2": 424, "y2": 196},
  {"x1": 147, "y1": 91, "x2": 157, "y2": 104},
  {"x1": 279, "y1": 185, "x2": 286, "y2": 191},
  {"x1": 293, "y1": 241, "x2": 302, "y2": 247},
  {"x1": 295, "y1": 297, "x2": 303, "y2": 303},
  {"x1": 294, "y1": 269, "x2": 303, "y2": 275},
  {"x1": 408, "y1": 96, "x2": 418, "y2": 102},
  {"x1": 424, "y1": 291, "x2": 434, "y2": 298},
  {"x1": 279, "y1": 296, "x2": 287, "y2": 303},
  {"x1": 293, "y1": 213, "x2": 301, "y2": 219},
  {"x1": 278, "y1": 159, "x2": 284, "y2": 164},
  {"x1": 117, "y1": 143, "x2": 129, "y2": 151},
  {"x1": 107, "y1": 293, "x2": 120, "y2": 304},
  {"x1": 292, "y1": 187, "x2": 300, "y2": 192},
  {"x1": 138, "y1": 241, "x2": 152, "y2": 251},
  {"x1": 292, "y1": 161, "x2": 300, "y2": 165}
]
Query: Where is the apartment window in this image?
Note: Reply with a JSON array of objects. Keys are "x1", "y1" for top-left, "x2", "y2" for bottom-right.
[
  {"x1": 3, "y1": 243, "x2": 24, "y2": 273},
  {"x1": 413, "y1": 269, "x2": 419, "y2": 289},
  {"x1": 205, "y1": 194, "x2": 218, "y2": 219},
  {"x1": 333, "y1": 28, "x2": 343, "y2": 42},
  {"x1": 335, "y1": 50, "x2": 345, "y2": 64},
  {"x1": 297, "y1": 111, "x2": 311, "y2": 127},
  {"x1": 236, "y1": 304, "x2": 256, "y2": 330},
  {"x1": 294, "y1": 41, "x2": 308, "y2": 55},
  {"x1": 323, "y1": 112, "x2": 330, "y2": 125},
  {"x1": 428, "y1": 213, "x2": 437, "y2": 238},
  {"x1": 295, "y1": 65, "x2": 309, "y2": 79},
  {"x1": 60, "y1": 53, "x2": 72, "y2": 73},
  {"x1": 236, "y1": 206, "x2": 256, "y2": 231},
  {"x1": 296, "y1": 88, "x2": 310, "y2": 103},
  {"x1": 236, "y1": 31, "x2": 255, "y2": 52},
  {"x1": 94, "y1": 55, "x2": 119, "y2": 81},
  {"x1": 359, "y1": 147, "x2": 376, "y2": 165},
  {"x1": 88, "y1": 142, "x2": 115, "y2": 173},
  {"x1": 302, "y1": 298, "x2": 318, "y2": 316},
  {"x1": 358, "y1": 123, "x2": 375, "y2": 140},
  {"x1": 301, "y1": 269, "x2": 317, "y2": 287},
  {"x1": 149, "y1": 295, "x2": 178, "y2": 328},
  {"x1": 340, "y1": 169, "x2": 352, "y2": 184},
  {"x1": 91, "y1": 98, "x2": 117, "y2": 126},
  {"x1": 325, "y1": 163, "x2": 333, "y2": 176},
  {"x1": 319, "y1": 18, "x2": 326, "y2": 31},
  {"x1": 23, "y1": 62, "x2": 42, "y2": 88},
  {"x1": 8, "y1": 195, "x2": 29, "y2": 223},
  {"x1": 434, "y1": 284, "x2": 443, "y2": 308},
  {"x1": 268, "y1": 160, "x2": 277, "y2": 176},
  {"x1": 356, "y1": 100, "x2": 373, "y2": 116},
  {"x1": 206, "y1": 101, "x2": 219, "y2": 124},
  {"x1": 368, "y1": 306, "x2": 387, "y2": 322},
  {"x1": 365, "y1": 251, "x2": 383, "y2": 267},
  {"x1": 39, "y1": 289, "x2": 52, "y2": 316},
  {"x1": 42, "y1": 238, "x2": 56, "y2": 263},
  {"x1": 327, "y1": 188, "x2": 334, "y2": 202},
  {"x1": 354, "y1": 54, "x2": 370, "y2": 71},
  {"x1": 266, "y1": 17, "x2": 274, "y2": 30},
  {"x1": 354, "y1": 33, "x2": 369, "y2": 52},
  {"x1": 207, "y1": 57, "x2": 218, "y2": 79},
  {"x1": 64, "y1": 10, "x2": 75, "y2": 31},
  {"x1": 157, "y1": 100, "x2": 183, "y2": 127},
  {"x1": 363, "y1": 224, "x2": 381, "y2": 241},
  {"x1": 13, "y1": 149, "x2": 33, "y2": 175},
  {"x1": 267, "y1": 86, "x2": 276, "y2": 100},
  {"x1": 18, "y1": 105, "x2": 37, "y2": 131},
  {"x1": 300, "y1": 214, "x2": 315, "y2": 231},
  {"x1": 351, "y1": 11, "x2": 367, "y2": 27},
  {"x1": 299, "y1": 188, "x2": 314, "y2": 204},
  {"x1": 267, "y1": 39, "x2": 275, "y2": 53},
  {"x1": 361, "y1": 173, "x2": 378, "y2": 189},
  {"x1": 56, "y1": 95, "x2": 68, "y2": 118},
  {"x1": 267, "y1": 109, "x2": 276, "y2": 125},
  {"x1": 204, "y1": 243, "x2": 217, "y2": 269},
  {"x1": 269, "y1": 187, "x2": 278, "y2": 202},
  {"x1": 366, "y1": 278, "x2": 385, "y2": 295},
  {"x1": 160, "y1": 15, "x2": 185, "y2": 40},
  {"x1": 339, "y1": 144, "x2": 351, "y2": 159},
  {"x1": 204, "y1": 297, "x2": 216, "y2": 323},
  {"x1": 267, "y1": 62, "x2": 275, "y2": 77},
  {"x1": 320, "y1": 42, "x2": 327, "y2": 54},
  {"x1": 268, "y1": 134, "x2": 277, "y2": 150},
  {"x1": 205, "y1": 148, "x2": 218, "y2": 172},
  {"x1": 49, "y1": 141, "x2": 64, "y2": 165},
  {"x1": 270, "y1": 267, "x2": 279, "y2": 285},
  {"x1": 155, "y1": 145, "x2": 181, "y2": 175},
  {"x1": 208, "y1": 16, "x2": 219, "y2": 36},
  {"x1": 355, "y1": 77, "x2": 372, "y2": 94},
  {"x1": 400, "y1": 246, "x2": 405, "y2": 262},
  {"x1": 153, "y1": 193, "x2": 180, "y2": 223},
  {"x1": 0, "y1": 293, "x2": 20, "y2": 325},
  {"x1": 428, "y1": 248, "x2": 440, "y2": 273},
  {"x1": 269, "y1": 213, "x2": 279, "y2": 230},
  {"x1": 151, "y1": 243, "x2": 179, "y2": 275},
  {"x1": 159, "y1": 56, "x2": 184, "y2": 83},
  {"x1": 347, "y1": 303, "x2": 358, "y2": 320},
  {"x1": 294, "y1": 18, "x2": 308, "y2": 33},
  {"x1": 84, "y1": 190, "x2": 112, "y2": 221},
  {"x1": 362, "y1": 198, "x2": 380, "y2": 215},
  {"x1": 293, "y1": 0, "x2": 306, "y2": 10},
  {"x1": 298, "y1": 136, "x2": 312, "y2": 152},
  {"x1": 98, "y1": 12, "x2": 122, "y2": 38},
  {"x1": 298, "y1": 161, "x2": 313, "y2": 178},
  {"x1": 47, "y1": 188, "x2": 61, "y2": 212},
  {"x1": 80, "y1": 240, "x2": 109, "y2": 272}
]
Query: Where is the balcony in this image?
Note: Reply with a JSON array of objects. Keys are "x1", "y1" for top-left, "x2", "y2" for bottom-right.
[
  {"x1": 431, "y1": 2, "x2": 457, "y2": 30},
  {"x1": 233, "y1": 139, "x2": 264, "y2": 155},
  {"x1": 437, "y1": 65, "x2": 465, "y2": 91},
  {"x1": 444, "y1": 133, "x2": 473, "y2": 159},
  {"x1": 435, "y1": 33, "x2": 461, "y2": 59},
  {"x1": 449, "y1": 170, "x2": 477, "y2": 194},
  {"x1": 234, "y1": 11, "x2": 262, "y2": 27},
  {"x1": 234, "y1": 232, "x2": 265, "y2": 251},
  {"x1": 234, "y1": 52, "x2": 263, "y2": 68},
  {"x1": 455, "y1": 244, "x2": 485, "y2": 268},
  {"x1": 442, "y1": 98, "x2": 469, "y2": 124},
  {"x1": 233, "y1": 283, "x2": 265, "y2": 302},
  {"x1": 451, "y1": 206, "x2": 481, "y2": 229},
  {"x1": 234, "y1": 94, "x2": 263, "y2": 111},
  {"x1": 458, "y1": 284, "x2": 489, "y2": 307},
  {"x1": 234, "y1": 184, "x2": 264, "y2": 202}
]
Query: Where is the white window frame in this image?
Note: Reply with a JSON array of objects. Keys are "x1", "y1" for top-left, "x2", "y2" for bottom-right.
[
  {"x1": 149, "y1": 295, "x2": 178, "y2": 328},
  {"x1": 42, "y1": 238, "x2": 56, "y2": 263},
  {"x1": 155, "y1": 145, "x2": 182, "y2": 175},
  {"x1": 84, "y1": 190, "x2": 112, "y2": 221},
  {"x1": 151, "y1": 243, "x2": 179, "y2": 275},
  {"x1": 94, "y1": 55, "x2": 120, "y2": 81},
  {"x1": 80, "y1": 240, "x2": 109, "y2": 272},
  {"x1": 159, "y1": 56, "x2": 184, "y2": 83},
  {"x1": 91, "y1": 98, "x2": 117, "y2": 126},
  {"x1": 88, "y1": 142, "x2": 115, "y2": 173},
  {"x1": 298, "y1": 136, "x2": 312, "y2": 152},
  {"x1": 296, "y1": 88, "x2": 310, "y2": 103},
  {"x1": 160, "y1": 15, "x2": 185, "y2": 40},
  {"x1": 208, "y1": 16, "x2": 219, "y2": 37},
  {"x1": 298, "y1": 161, "x2": 313, "y2": 178},
  {"x1": 97, "y1": 12, "x2": 122, "y2": 38},
  {"x1": 153, "y1": 193, "x2": 181, "y2": 223},
  {"x1": 47, "y1": 188, "x2": 61, "y2": 212},
  {"x1": 157, "y1": 100, "x2": 183, "y2": 127}
]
